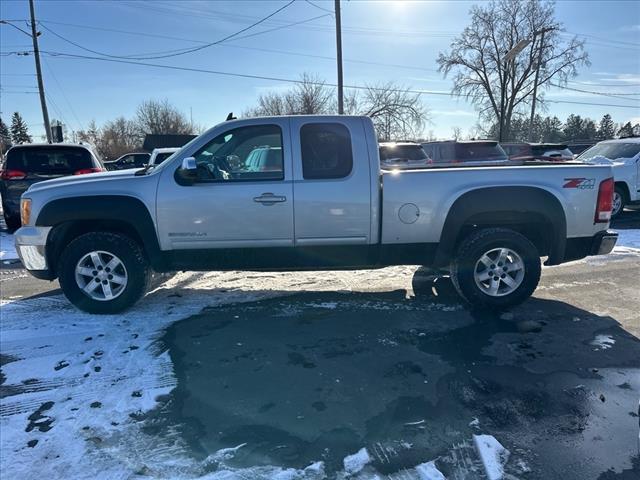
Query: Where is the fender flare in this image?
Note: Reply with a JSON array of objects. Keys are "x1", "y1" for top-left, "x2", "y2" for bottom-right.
[
  {"x1": 433, "y1": 186, "x2": 567, "y2": 266},
  {"x1": 36, "y1": 195, "x2": 163, "y2": 269}
]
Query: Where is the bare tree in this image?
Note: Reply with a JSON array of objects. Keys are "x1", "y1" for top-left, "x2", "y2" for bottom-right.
[
  {"x1": 347, "y1": 83, "x2": 429, "y2": 141},
  {"x1": 437, "y1": 0, "x2": 589, "y2": 140},
  {"x1": 100, "y1": 117, "x2": 141, "y2": 160},
  {"x1": 247, "y1": 73, "x2": 334, "y2": 116},
  {"x1": 451, "y1": 126, "x2": 462, "y2": 140},
  {"x1": 246, "y1": 73, "x2": 428, "y2": 140},
  {"x1": 135, "y1": 99, "x2": 193, "y2": 136}
]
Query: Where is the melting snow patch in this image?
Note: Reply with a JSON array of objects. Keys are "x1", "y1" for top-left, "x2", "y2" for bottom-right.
[
  {"x1": 591, "y1": 334, "x2": 615, "y2": 350},
  {"x1": 614, "y1": 229, "x2": 640, "y2": 251},
  {"x1": 473, "y1": 434, "x2": 510, "y2": 480},
  {"x1": 343, "y1": 447, "x2": 371, "y2": 475},
  {"x1": 414, "y1": 461, "x2": 446, "y2": 480},
  {"x1": 0, "y1": 232, "x2": 18, "y2": 260}
]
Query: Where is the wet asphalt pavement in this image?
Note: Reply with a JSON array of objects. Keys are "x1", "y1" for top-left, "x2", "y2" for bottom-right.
[{"x1": 153, "y1": 254, "x2": 640, "y2": 479}]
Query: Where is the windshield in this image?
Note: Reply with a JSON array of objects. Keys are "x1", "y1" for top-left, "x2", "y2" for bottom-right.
[
  {"x1": 578, "y1": 142, "x2": 640, "y2": 161},
  {"x1": 6, "y1": 146, "x2": 94, "y2": 175}
]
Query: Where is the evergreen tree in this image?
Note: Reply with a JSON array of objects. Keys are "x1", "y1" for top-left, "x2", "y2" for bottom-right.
[
  {"x1": 562, "y1": 114, "x2": 583, "y2": 141},
  {"x1": 10, "y1": 112, "x2": 32, "y2": 144},
  {"x1": 540, "y1": 116, "x2": 563, "y2": 142},
  {"x1": 618, "y1": 122, "x2": 634, "y2": 138},
  {"x1": 582, "y1": 118, "x2": 597, "y2": 140},
  {"x1": 597, "y1": 114, "x2": 616, "y2": 140},
  {"x1": 0, "y1": 117, "x2": 11, "y2": 154}
]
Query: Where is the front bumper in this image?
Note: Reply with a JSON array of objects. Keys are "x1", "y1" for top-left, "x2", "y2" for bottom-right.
[
  {"x1": 563, "y1": 230, "x2": 618, "y2": 262},
  {"x1": 14, "y1": 226, "x2": 55, "y2": 280}
]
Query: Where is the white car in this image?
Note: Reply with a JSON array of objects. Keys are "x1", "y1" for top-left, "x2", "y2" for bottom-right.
[
  {"x1": 577, "y1": 137, "x2": 640, "y2": 218},
  {"x1": 148, "y1": 147, "x2": 180, "y2": 167}
]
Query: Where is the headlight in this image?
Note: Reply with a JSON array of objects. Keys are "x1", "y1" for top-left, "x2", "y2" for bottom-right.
[{"x1": 20, "y1": 198, "x2": 31, "y2": 225}]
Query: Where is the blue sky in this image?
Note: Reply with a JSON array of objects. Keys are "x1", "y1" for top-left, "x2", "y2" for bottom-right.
[{"x1": 1, "y1": 0, "x2": 639, "y2": 140}]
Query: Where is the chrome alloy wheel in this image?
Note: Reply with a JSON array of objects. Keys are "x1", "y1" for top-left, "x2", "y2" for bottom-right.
[
  {"x1": 474, "y1": 247, "x2": 525, "y2": 297},
  {"x1": 75, "y1": 251, "x2": 128, "y2": 301},
  {"x1": 612, "y1": 191, "x2": 623, "y2": 217}
]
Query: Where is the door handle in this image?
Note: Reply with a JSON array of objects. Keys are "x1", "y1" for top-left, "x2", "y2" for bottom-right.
[{"x1": 253, "y1": 193, "x2": 287, "y2": 205}]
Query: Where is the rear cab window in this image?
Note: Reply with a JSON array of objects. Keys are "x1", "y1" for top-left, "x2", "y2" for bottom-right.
[
  {"x1": 300, "y1": 123, "x2": 353, "y2": 179},
  {"x1": 6, "y1": 146, "x2": 95, "y2": 176}
]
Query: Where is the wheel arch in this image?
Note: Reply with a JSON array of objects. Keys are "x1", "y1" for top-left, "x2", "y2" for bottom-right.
[
  {"x1": 433, "y1": 186, "x2": 567, "y2": 267},
  {"x1": 614, "y1": 181, "x2": 630, "y2": 202},
  {"x1": 36, "y1": 195, "x2": 165, "y2": 275}
]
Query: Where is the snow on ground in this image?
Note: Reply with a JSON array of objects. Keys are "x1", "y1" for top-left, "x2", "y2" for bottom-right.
[
  {"x1": 342, "y1": 447, "x2": 371, "y2": 475},
  {"x1": 614, "y1": 228, "x2": 640, "y2": 251},
  {"x1": 0, "y1": 231, "x2": 18, "y2": 261},
  {"x1": 473, "y1": 434, "x2": 510, "y2": 480},
  {"x1": 2, "y1": 266, "x2": 473, "y2": 480},
  {"x1": 591, "y1": 334, "x2": 616, "y2": 351}
]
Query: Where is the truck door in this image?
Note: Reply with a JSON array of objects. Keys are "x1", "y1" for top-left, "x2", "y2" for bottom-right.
[
  {"x1": 290, "y1": 117, "x2": 373, "y2": 265},
  {"x1": 156, "y1": 119, "x2": 294, "y2": 260}
]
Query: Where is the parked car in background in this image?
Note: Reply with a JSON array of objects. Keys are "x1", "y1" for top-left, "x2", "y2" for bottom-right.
[
  {"x1": 567, "y1": 141, "x2": 596, "y2": 157},
  {"x1": 577, "y1": 137, "x2": 640, "y2": 218},
  {"x1": 501, "y1": 143, "x2": 574, "y2": 162},
  {"x1": 379, "y1": 142, "x2": 431, "y2": 169},
  {"x1": 148, "y1": 147, "x2": 180, "y2": 167},
  {"x1": 0, "y1": 143, "x2": 104, "y2": 231},
  {"x1": 421, "y1": 140, "x2": 509, "y2": 166},
  {"x1": 245, "y1": 146, "x2": 283, "y2": 173},
  {"x1": 104, "y1": 152, "x2": 150, "y2": 171}
]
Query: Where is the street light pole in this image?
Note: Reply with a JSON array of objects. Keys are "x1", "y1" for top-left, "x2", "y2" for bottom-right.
[
  {"x1": 334, "y1": 0, "x2": 344, "y2": 114},
  {"x1": 28, "y1": 0, "x2": 52, "y2": 143}
]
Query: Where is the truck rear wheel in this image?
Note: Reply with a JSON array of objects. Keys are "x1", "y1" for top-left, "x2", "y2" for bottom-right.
[
  {"x1": 58, "y1": 232, "x2": 151, "y2": 314},
  {"x1": 450, "y1": 228, "x2": 541, "y2": 309}
]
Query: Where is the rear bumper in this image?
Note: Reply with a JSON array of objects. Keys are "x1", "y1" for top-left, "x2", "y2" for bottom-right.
[
  {"x1": 563, "y1": 230, "x2": 618, "y2": 262},
  {"x1": 14, "y1": 226, "x2": 56, "y2": 280}
]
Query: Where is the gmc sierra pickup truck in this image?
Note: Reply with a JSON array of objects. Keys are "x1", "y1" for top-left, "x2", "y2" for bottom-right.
[{"x1": 15, "y1": 115, "x2": 618, "y2": 313}]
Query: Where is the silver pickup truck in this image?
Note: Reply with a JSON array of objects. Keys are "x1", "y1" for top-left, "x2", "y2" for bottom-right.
[{"x1": 15, "y1": 115, "x2": 618, "y2": 313}]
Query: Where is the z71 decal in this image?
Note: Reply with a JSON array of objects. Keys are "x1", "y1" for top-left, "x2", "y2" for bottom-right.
[{"x1": 563, "y1": 178, "x2": 596, "y2": 189}]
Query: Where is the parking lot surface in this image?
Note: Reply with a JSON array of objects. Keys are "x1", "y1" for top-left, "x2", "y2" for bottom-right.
[{"x1": 1, "y1": 211, "x2": 639, "y2": 479}]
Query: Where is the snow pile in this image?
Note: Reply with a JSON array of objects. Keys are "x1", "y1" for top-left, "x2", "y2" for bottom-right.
[
  {"x1": 0, "y1": 231, "x2": 18, "y2": 261},
  {"x1": 414, "y1": 461, "x2": 446, "y2": 480},
  {"x1": 473, "y1": 434, "x2": 510, "y2": 480},
  {"x1": 343, "y1": 447, "x2": 371, "y2": 475}
]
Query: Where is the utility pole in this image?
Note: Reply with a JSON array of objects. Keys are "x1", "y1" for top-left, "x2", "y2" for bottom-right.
[
  {"x1": 529, "y1": 27, "x2": 554, "y2": 142},
  {"x1": 28, "y1": 0, "x2": 52, "y2": 143},
  {"x1": 334, "y1": 0, "x2": 344, "y2": 114}
]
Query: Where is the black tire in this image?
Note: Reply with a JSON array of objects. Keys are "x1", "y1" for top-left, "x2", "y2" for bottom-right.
[
  {"x1": 450, "y1": 228, "x2": 541, "y2": 309},
  {"x1": 3, "y1": 212, "x2": 21, "y2": 232},
  {"x1": 611, "y1": 185, "x2": 626, "y2": 219},
  {"x1": 58, "y1": 232, "x2": 151, "y2": 314}
]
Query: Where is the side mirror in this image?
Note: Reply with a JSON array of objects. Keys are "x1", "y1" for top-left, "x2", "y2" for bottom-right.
[{"x1": 175, "y1": 156, "x2": 198, "y2": 186}]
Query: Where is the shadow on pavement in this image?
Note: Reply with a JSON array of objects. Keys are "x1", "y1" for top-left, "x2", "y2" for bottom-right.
[{"x1": 140, "y1": 287, "x2": 640, "y2": 479}]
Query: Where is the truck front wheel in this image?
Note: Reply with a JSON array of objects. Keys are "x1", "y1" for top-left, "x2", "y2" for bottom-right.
[
  {"x1": 58, "y1": 232, "x2": 151, "y2": 314},
  {"x1": 450, "y1": 228, "x2": 541, "y2": 309}
]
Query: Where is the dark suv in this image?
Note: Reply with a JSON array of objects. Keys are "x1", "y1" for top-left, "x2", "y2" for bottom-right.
[
  {"x1": 104, "y1": 152, "x2": 150, "y2": 171},
  {"x1": 421, "y1": 140, "x2": 509, "y2": 166},
  {"x1": 0, "y1": 144, "x2": 104, "y2": 231}
]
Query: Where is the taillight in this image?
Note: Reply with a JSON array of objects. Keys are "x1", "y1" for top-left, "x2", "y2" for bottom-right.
[
  {"x1": 0, "y1": 169, "x2": 27, "y2": 180},
  {"x1": 595, "y1": 177, "x2": 614, "y2": 223},
  {"x1": 74, "y1": 167, "x2": 104, "y2": 175}
]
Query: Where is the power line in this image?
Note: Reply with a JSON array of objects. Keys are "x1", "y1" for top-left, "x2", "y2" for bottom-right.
[
  {"x1": 43, "y1": 57, "x2": 84, "y2": 131},
  {"x1": 39, "y1": 0, "x2": 298, "y2": 61},
  {"x1": 36, "y1": 19, "x2": 440, "y2": 73},
  {"x1": 568, "y1": 80, "x2": 640, "y2": 88},
  {"x1": 305, "y1": 0, "x2": 335, "y2": 15},
  {"x1": 36, "y1": 49, "x2": 639, "y2": 109},
  {"x1": 550, "y1": 82, "x2": 640, "y2": 101}
]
